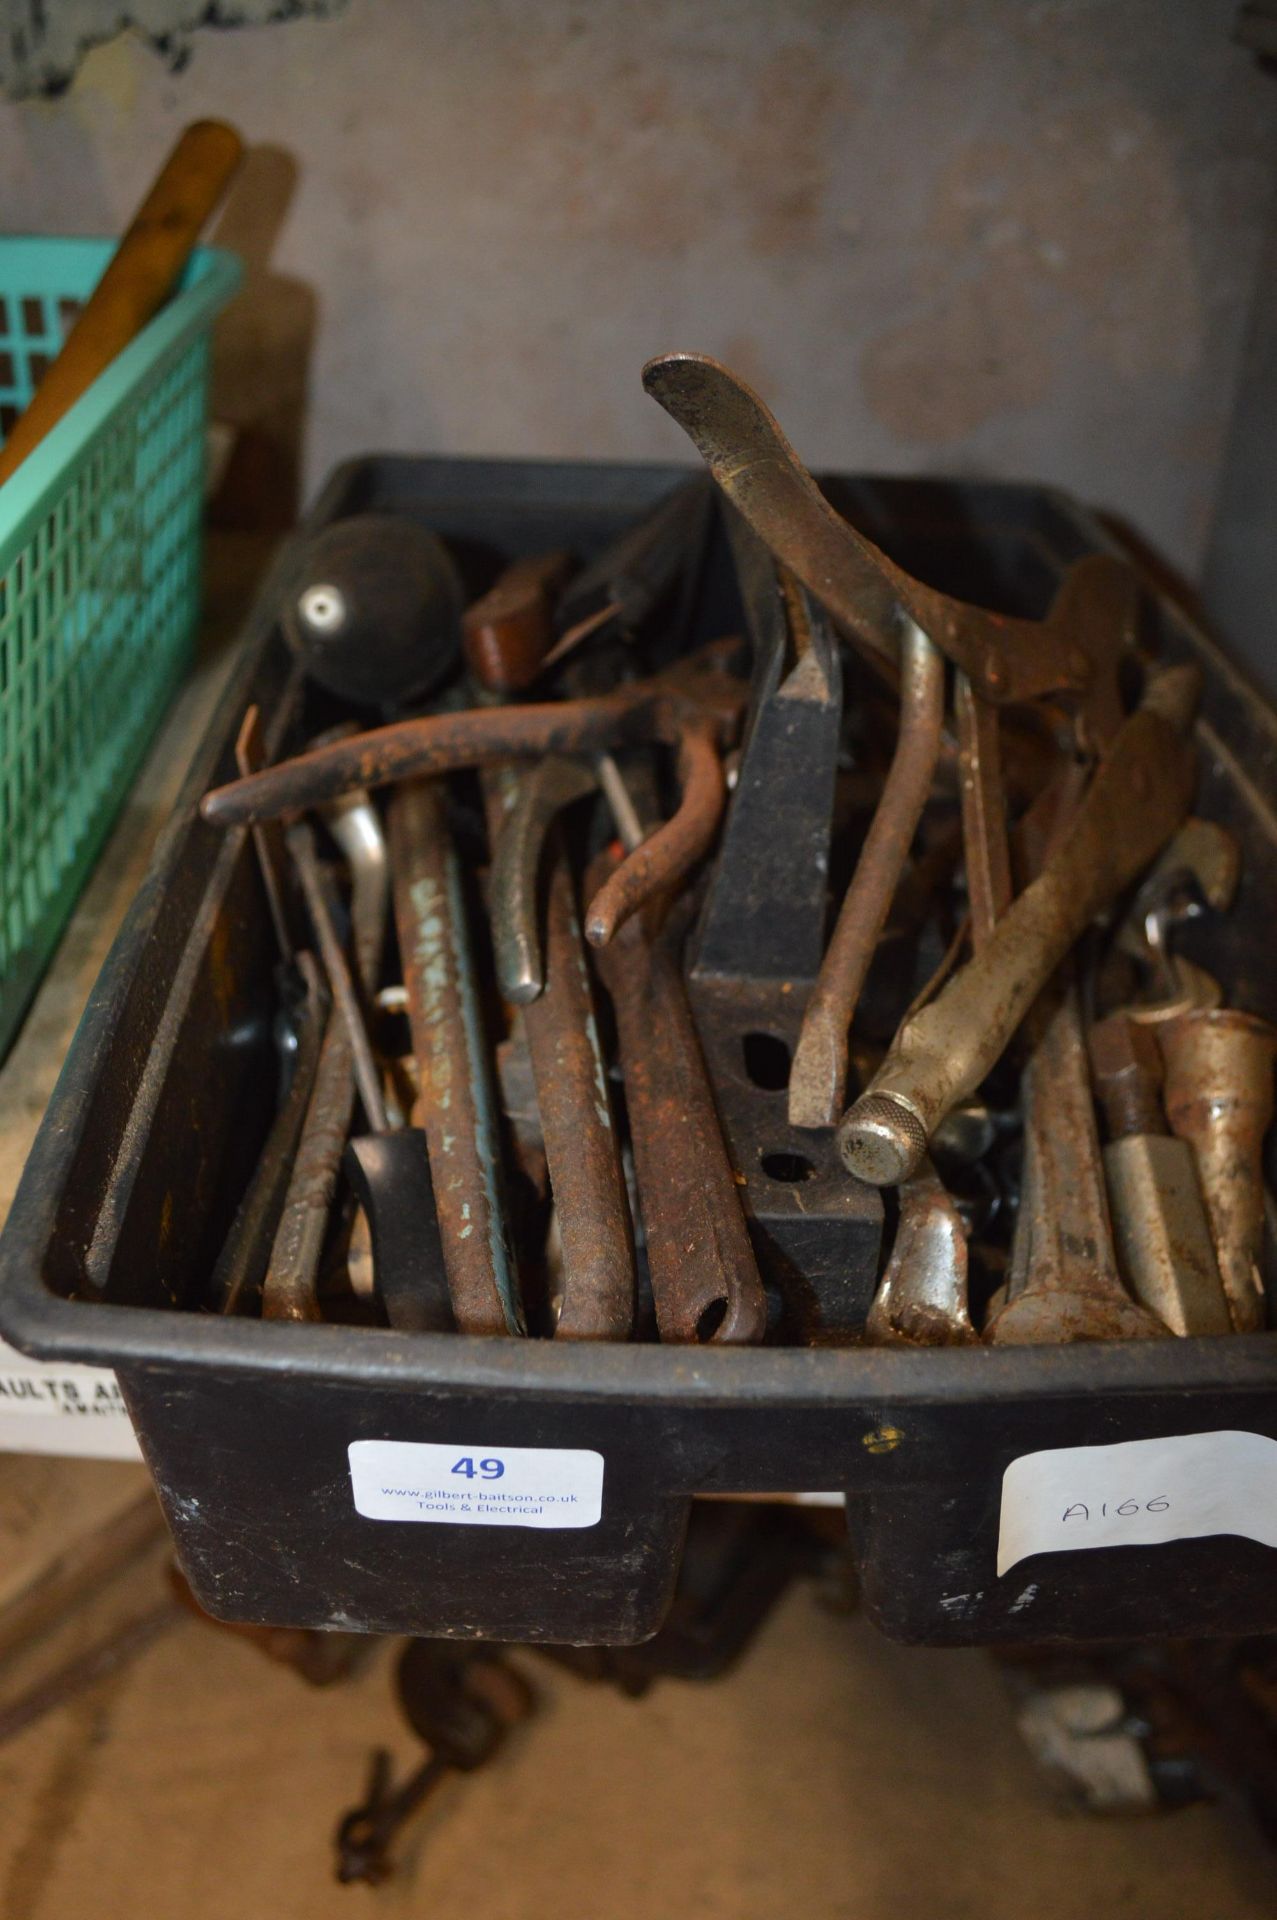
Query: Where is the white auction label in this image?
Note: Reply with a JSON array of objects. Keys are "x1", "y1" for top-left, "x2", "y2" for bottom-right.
[
  {"x1": 998, "y1": 1429, "x2": 1277, "y2": 1577},
  {"x1": 348, "y1": 1439, "x2": 604, "y2": 1529}
]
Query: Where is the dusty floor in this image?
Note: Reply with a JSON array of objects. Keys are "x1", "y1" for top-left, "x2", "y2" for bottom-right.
[{"x1": 0, "y1": 1574, "x2": 1270, "y2": 1920}]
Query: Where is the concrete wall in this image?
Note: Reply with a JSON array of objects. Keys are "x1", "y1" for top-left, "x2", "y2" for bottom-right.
[{"x1": 1, "y1": 0, "x2": 1272, "y2": 565}]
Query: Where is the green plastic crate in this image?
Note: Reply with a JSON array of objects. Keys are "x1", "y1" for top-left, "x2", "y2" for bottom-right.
[{"x1": 0, "y1": 237, "x2": 241, "y2": 1060}]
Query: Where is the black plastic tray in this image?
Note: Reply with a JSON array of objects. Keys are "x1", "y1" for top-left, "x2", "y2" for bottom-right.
[{"x1": 2, "y1": 455, "x2": 1277, "y2": 1649}]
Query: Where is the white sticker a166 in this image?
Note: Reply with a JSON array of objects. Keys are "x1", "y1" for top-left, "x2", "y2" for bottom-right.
[
  {"x1": 998, "y1": 1429, "x2": 1277, "y2": 1576},
  {"x1": 348, "y1": 1439, "x2": 603, "y2": 1529}
]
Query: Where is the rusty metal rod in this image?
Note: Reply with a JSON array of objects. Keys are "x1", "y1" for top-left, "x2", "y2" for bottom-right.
[
  {"x1": 985, "y1": 977, "x2": 1170, "y2": 1345},
  {"x1": 262, "y1": 793, "x2": 388, "y2": 1323},
  {"x1": 955, "y1": 670, "x2": 1013, "y2": 949},
  {"x1": 789, "y1": 619, "x2": 945, "y2": 1130},
  {"x1": 524, "y1": 846, "x2": 637, "y2": 1340},
  {"x1": 594, "y1": 879, "x2": 767, "y2": 1346},
  {"x1": 584, "y1": 722, "x2": 726, "y2": 948},
  {"x1": 391, "y1": 781, "x2": 521, "y2": 1335},
  {"x1": 200, "y1": 689, "x2": 662, "y2": 829},
  {"x1": 287, "y1": 821, "x2": 387, "y2": 1133}
]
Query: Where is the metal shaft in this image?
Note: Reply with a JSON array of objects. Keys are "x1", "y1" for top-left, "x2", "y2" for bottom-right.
[
  {"x1": 262, "y1": 795, "x2": 388, "y2": 1323},
  {"x1": 837, "y1": 667, "x2": 1200, "y2": 1186},
  {"x1": 391, "y1": 781, "x2": 521, "y2": 1335},
  {"x1": 864, "y1": 1159, "x2": 977, "y2": 1346},
  {"x1": 985, "y1": 979, "x2": 1170, "y2": 1345},
  {"x1": 595, "y1": 896, "x2": 767, "y2": 1345},
  {"x1": 522, "y1": 846, "x2": 637, "y2": 1340},
  {"x1": 584, "y1": 720, "x2": 726, "y2": 947},
  {"x1": 1159, "y1": 1008, "x2": 1277, "y2": 1333},
  {"x1": 489, "y1": 757, "x2": 597, "y2": 1004},
  {"x1": 955, "y1": 671, "x2": 1013, "y2": 947},
  {"x1": 789, "y1": 619, "x2": 944, "y2": 1129}
]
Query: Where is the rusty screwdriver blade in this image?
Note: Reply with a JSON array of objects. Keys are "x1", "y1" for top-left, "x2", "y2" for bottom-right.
[
  {"x1": 524, "y1": 843, "x2": 637, "y2": 1340},
  {"x1": 593, "y1": 865, "x2": 767, "y2": 1347},
  {"x1": 391, "y1": 780, "x2": 522, "y2": 1336}
]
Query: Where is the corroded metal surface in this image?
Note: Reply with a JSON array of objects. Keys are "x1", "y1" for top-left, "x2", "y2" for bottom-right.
[
  {"x1": 201, "y1": 687, "x2": 662, "y2": 826},
  {"x1": 210, "y1": 950, "x2": 328, "y2": 1316},
  {"x1": 864, "y1": 1159, "x2": 976, "y2": 1347},
  {"x1": 836, "y1": 666, "x2": 1200, "y2": 1187},
  {"x1": 462, "y1": 550, "x2": 572, "y2": 696},
  {"x1": 390, "y1": 781, "x2": 521, "y2": 1335},
  {"x1": 641, "y1": 351, "x2": 1136, "y2": 710},
  {"x1": 985, "y1": 980, "x2": 1170, "y2": 1345},
  {"x1": 262, "y1": 793, "x2": 388, "y2": 1324},
  {"x1": 1103, "y1": 1133, "x2": 1232, "y2": 1338},
  {"x1": 584, "y1": 721, "x2": 725, "y2": 947},
  {"x1": 1160, "y1": 1007, "x2": 1277, "y2": 1333},
  {"x1": 955, "y1": 670, "x2": 1013, "y2": 949},
  {"x1": 594, "y1": 889, "x2": 767, "y2": 1346},
  {"x1": 788, "y1": 618, "x2": 944, "y2": 1130},
  {"x1": 523, "y1": 847, "x2": 636, "y2": 1340}
]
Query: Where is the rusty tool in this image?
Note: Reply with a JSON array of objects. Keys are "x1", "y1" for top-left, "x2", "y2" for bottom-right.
[
  {"x1": 465, "y1": 557, "x2": 637, "y2": 1341},
  {"x1": 285, "y1": 819, "x2": 450, "y2": 1333},
  {"x1": 463, "y1": 550, "x2": 574, "y2": 694},
  {"x1": 1116, "y1": 820, "x2": 1239, "y2": 1026},
  {"x1": 490, "y1": 756, "x2": 598, "y2": 1003},
  {"x1": 582, "y1": 712, "x2": 725, "y2": 947},
  {"x1": 1159, "y1": 1009, "x2": 1277, "y2": 1334},
  {"x1": 203, "y1": 654, "x2": 743, "y2": 953},
  {"x1": 985, "y1": 979, "x2": 1170, "y2": 1345},
  {"x1": 524, "y1": 845, "x2": 637, "y2": 1340},
  {"x1": 864, "y1": 1159, "x2": 977, "y2": 1346},
  {"x1": 234, "y1": 704, "x2": 299, "y2": 961},
  {"x1": 1089, "y1": 1014, "x2": 1231, "y2": 1338},
  {"x1": 262, "y1": 789, "x2": 389, "y2": 1324},
  {"x1": 391, "y1": 780, "x2": 521, "y2": 1335},
  {"x1": 201, "y1": 684, "x2": 662, "y2": 824},
  {"x1": 336, "y1": 1642, "x2": 535, "y2": 1886},
  {"x1": 862, "y1": 667, "x2": 1011, "y2": 1339},
  {"x1": 209, "y1": 950, "x2": 330, "y2": 1314},
  {"x1": 287, "y1": 514, "x2": 464, "y2": 709},
  {"x1": 592, "y1": 821, "x2": 767, "y2": 1345},
  {"x1": 955, "y1": 671, "x2": 1014, "y2": 944},
  {"x1": 0, "y1": 121, "x2": 243, "y2": 489},
  {"x1": 641, "y1": 351, "x2": 1140, "y2": 712},
  {"x1": 287, "y1": 821, "x2": 388, "y2": 1132},
  {"x1": 789, "y1": 617, "x2": 945, "y2": 1129},
  {"x1": 837, "y1": 665, "x2": 1200, "y2": 1187}
]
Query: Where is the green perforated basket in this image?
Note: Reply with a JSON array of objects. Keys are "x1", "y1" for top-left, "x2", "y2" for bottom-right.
[{"x1": 0, "y1": 237, "x2": 241, "y2": 1060}]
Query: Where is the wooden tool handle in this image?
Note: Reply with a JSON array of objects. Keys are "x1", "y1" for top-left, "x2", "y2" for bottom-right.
[{"x1": 0, "y1": 119, "x2": 243, "y2": 488}]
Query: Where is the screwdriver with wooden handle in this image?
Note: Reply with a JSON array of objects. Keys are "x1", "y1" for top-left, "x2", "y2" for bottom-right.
[{"x1": 0, "y1": 119, "x2": 243, "y2": 489}]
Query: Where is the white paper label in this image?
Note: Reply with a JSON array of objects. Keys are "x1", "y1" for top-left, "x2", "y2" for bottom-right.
[
  {"x1": 0, "y1": 1338, "x2": 140, "y2": 1460},
  {"x1": 998, "y1": 1429, "x2": 1277, "y2": 1577},
  {"x1": 348, "y1": 1439, "x2": 603, "y2": 1528}
]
